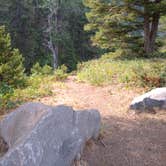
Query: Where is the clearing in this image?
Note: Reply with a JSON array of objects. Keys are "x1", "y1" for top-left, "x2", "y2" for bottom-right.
[{"x1": 39, "y1": 76, "x2": 166, "y2": 166}]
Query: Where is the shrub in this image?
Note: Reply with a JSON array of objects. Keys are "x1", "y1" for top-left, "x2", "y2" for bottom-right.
[
  {"x1": 101, "y1": 49, "x2": 124, "y2": 60},
  {"x1": 30, "y1": 62, "x2": 42, "y2": 75},
  {"x1": 31, "y1": 63, "x2": 53, "y2": 75},
  {"x1": 77, "y1": 61, "x2": 114, "y2": 85},
  {"x1": 42, "y1": 65, "x2": 53, "y2": 75},
  {"x1": 0, "y1": 83, "x2": 14, "y2": 110},
  {"x1": 54, "y1": 65, "x2": 68, "y2": 81},
  {"x1": 132, "y1": 63, "x2": 166, "y2": 87},
  {"x1": 77, "y1": 57, "x2": 166, "y2": 87},
  {"x1": 12, "y1": 75, "x2": 54, "y2": 102}
]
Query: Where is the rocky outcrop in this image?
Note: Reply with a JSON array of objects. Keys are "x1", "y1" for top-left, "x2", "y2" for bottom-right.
[
  {"x1": 0, "y1": 102, "x2": 101, "y2": 166},
  {"x1": 130, "y1": 88, "x2": 166, "y2": 113}
]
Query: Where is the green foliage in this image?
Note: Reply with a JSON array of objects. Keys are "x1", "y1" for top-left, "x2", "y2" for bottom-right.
[
  {"x1": 77, "y1": 61, "x2": 113, "y2": 86},
  {"x1": 54, "y1": 65, "x2": 68, "y2": 81},
  {"x1": 0, "y1": 83, "x2": 14, "y2": 110},
  {"x1": 12, "y1": 68, "x2": 68, "y2": 105},
  {"x1": 77, "y1": 54, "x2": 166, "y2": 87},
  {"x1": 83, "y1": 0, "x2": 166, "y2": 55},
  {"x1": 14, "y1": 64, "x2": 68, "y2": 103},
  {"x1": 30, "y1": 63, "x2": 42, "y2": 75},
  {"x1": 0, "y1": 0, "x2": 98, "y2": 71},
  {"x1": 0, "y1": 64, "x2": 68, "y2": 111},
  {"x1": 132, "y1": 63, "x2": 166, "y2": 87},
  {"x1": 31, "y1": 63, "x2": 53, "y2": 76},
  {"x1": 13, "y1": 75, "x2": 54, "y2": 102},
  {"x1": 0, "y1": 26, "x2": 25, "y2": 87},
  {"x1": 6, "y1": 0, "x2": 47, "y2": 71},
  {"x1": 83, "y1": 0, "x2": 143, "y2": 53}
]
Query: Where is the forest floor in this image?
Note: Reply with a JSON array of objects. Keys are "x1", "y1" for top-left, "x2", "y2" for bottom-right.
[{"x1": 37, "y1": 76, "x2": 165, "y2": 166}]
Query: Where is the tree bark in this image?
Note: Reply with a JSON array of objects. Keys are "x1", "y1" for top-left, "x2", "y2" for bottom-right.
[
  {"x1": 144, "y1": 14, "x2": 151, "y2": 53},
  {"x1": 149, "y1": 13, "x2": 160, "y2": 53},
  {"x1": 143, "y1": 0, "x2": 161, "y2": 54},
  {"x1": 46, "y1": 1, "x2": 61, "y2": 69}
]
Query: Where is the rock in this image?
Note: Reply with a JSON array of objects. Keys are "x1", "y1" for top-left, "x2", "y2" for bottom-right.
[
  {"x1": 130, "y1": 87, "x2": 166, "y2": 113},
  {"x1": 0, "y1": 102, "x2": 101, "y2": 166},
  {"x1": 0, "y1": 136, "x2": 8, "y2": 157}
]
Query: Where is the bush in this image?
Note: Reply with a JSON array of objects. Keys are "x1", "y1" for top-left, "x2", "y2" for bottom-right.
[
  {"x1": 0, "y1": 63, "x2": 68, "y2": 111},
  {"x1": 13, "y1": 75, "x2": 54, "y2": 102},
  {"x1": 31, "y1": 63, "x2": 53, "y2": 75},
  {"x1": 54, "y1": 65, "x2": 68, "y2": 81},
  {"x1": 101, "y1": 49, "x2": 124, "y2": 59},
  {"x1": 0, "y1": 83, "x2": 14, "y2": 110},
  {"x1": 77, "y1": 61, "x2": 113, "y2": 85},
  {"x1": 77, "y1": 57, "x2": 166, "y2": 87},
  {"x1": 132, "y1": 63, "x2": 166, "y2": 87}
]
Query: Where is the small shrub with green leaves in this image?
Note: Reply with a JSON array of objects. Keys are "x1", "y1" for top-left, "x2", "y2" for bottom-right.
[
  {"x1": 0, "y1": 83, "x2": 14, "y2": 110},
  {"x1": 13, "y1": 75, "x2": 54, "y2": 102},
  {"x1": 77, "y1": 61, "x2": 114, "y2": 85},
  {"x1": 31, "y1": 63, "x2": 53, "y2": 75},
  {"x1": 132, "y1": 63, "x2": 166, "y2": 87},
  {"x1": 54, "y1": 65, "x2": 68, "y2": 81},
  {"x1": 30, "y1": 63, "x2": 42, "y2": 75}
]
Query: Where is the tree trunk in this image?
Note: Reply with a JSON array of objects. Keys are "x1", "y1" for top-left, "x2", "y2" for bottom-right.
[
  {"x1": 47, "y1": 9, "x2": 59, "y2": 69},
  {"x1": 48, "y1": 38, "x2": 58, "y2": 69},
  {"x1": 45, "y1": 0, "x2": 62, "y2": 69},
  {"x1": 143, "y1": 0, "x2": 160, "y2": 54},
  {"x1": 149, "y1": 13, "x2": 160, "y2": 53},
  {"x1": 144, "y1": 14, "x2": 151, "y2": 53}
]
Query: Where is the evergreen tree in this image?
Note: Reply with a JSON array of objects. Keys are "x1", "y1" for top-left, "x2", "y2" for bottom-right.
[
  {"x1": 84, "y1": 0, "x2": 166, "y2": 55},
  {"x1": 0, "y1": 26, "x2": 25, "y2": 87}
]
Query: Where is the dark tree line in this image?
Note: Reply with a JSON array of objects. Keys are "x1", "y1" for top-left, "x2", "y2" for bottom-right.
[{"x1": 0, "y1": 0, "x2": 98, "y2": 72}]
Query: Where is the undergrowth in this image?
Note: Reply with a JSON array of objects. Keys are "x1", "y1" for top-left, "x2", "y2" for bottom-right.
[
  {"x1": 77, "y1": 54, "x2": 166, "y2": 87},
  {"x1": 0, "y1": 64, "x2": 68, "y2": 113}
]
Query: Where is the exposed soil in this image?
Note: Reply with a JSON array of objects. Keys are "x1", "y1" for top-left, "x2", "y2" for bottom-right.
[{"x1": 37, "y1": 76, "x2": 166, "y2": 165}]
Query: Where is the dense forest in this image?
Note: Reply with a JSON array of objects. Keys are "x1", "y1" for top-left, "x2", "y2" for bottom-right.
[
  {"x1": 0, "y1": 0, "x2": 100, "y2": 72},
  {"x1": 0, "y1": 0, "x2": 166, "y2": 109}
]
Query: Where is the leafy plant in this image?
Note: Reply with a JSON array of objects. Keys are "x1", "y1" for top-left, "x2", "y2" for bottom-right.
[
  {"x1": 31, "y1": 63, "x2": 53, "y2": 76},
  {"x1": 54, "y1": 65, "x2": 68, "y2": 81},
  {"x1": 0, "y1": 83, "x2": 14, "y2": 110},
  {"x1": 77, "y1": 56, "x2": 166, "y2": 87},
  {"x1": 132, "y1": 63, "x2": 166, "y2": 87}
]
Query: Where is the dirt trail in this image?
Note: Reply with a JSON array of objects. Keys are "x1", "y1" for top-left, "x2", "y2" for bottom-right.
[{"x1": 41, "y1": 76, "x2": 166, "y2": 166}]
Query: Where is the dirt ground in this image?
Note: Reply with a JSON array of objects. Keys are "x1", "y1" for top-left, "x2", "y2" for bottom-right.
[{"x1": 40, "y1": 76, "x2": 166, "y2": 166}]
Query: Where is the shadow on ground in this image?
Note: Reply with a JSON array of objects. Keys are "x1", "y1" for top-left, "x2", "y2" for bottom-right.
[{"x1": 82, "y1": 114, "x2": 166, "y2": 166}]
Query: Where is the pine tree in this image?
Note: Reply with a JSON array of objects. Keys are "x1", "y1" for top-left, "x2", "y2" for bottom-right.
[
  {"x1": 0, "y1": 26, "x2": 25, "y2": 87},
  {"x1": 84, "y1": 0, "x2": 166, "y2": 55}
]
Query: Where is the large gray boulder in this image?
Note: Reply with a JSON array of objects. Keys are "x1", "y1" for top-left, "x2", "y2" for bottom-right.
[
  {"x1": 0, "y1": 102, "x2": 101, "y2": 166},
  {"x1": 130, "y1": 87, "x2": 166, "y2": 113}
]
